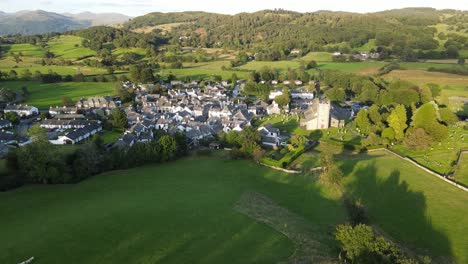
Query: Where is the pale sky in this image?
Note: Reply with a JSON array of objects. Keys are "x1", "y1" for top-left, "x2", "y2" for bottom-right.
[{"x1": 0, "y1": 0, "x2": 467, "y2": 16}]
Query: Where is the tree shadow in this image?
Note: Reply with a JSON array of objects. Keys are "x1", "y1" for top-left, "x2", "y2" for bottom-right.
[{"x1": 344, "y1": 160, "x2": 454, "y2": 262}]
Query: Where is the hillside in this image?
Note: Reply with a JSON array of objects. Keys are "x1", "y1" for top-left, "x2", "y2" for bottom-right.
[
  {"x1": 0, "y1": 10, "x2": 90, "y2": 36},
  {"x1": 66, "y1": 12, "x2": 131, "y2": 26},
  {"x1": 0, "y1": 10, "x2": 130, "y2": 36},
  {"x1": 122, "y1": 8, "x2": 468, "y2": 55}
]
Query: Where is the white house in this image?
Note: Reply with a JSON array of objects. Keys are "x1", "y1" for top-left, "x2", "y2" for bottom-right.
[
  {"x1": 4, "y1": 104, "x2": 38, "y2": 116},
  {"x1": 269, "y1": 90, "x2": 283, "y2": 100}
]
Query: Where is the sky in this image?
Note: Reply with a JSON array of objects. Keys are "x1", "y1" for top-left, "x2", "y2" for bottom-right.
[{"x1": 0, "y1": 0, "x2": 467, "y2": 16}]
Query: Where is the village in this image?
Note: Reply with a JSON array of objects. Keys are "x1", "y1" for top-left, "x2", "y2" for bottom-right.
[{"x1": 0, "y1": 79, "x2": 356, "y2": 155}]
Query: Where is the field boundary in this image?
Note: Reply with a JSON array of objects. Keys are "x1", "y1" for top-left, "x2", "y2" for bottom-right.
[
  {"x1": 257, "y1": 162, "x2": 302, "y2": 174},
  {"x1": 368, "y1": 148, "x2": 468, "y2": 193}
]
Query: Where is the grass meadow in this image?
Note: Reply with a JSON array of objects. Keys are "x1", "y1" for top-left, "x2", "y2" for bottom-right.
[
  {"x1": 0, "y1": 151, "x2": 467, "y2": 263},
  {"x1": 0, "y1": 81, "x2": 115, "y2": 109}
]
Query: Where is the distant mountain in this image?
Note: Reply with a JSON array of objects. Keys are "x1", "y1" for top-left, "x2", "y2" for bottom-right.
[
  {"x1": 0, "y1": 10, "x2": 131, "y2": 36},
  {"x1": 66, "y1": 11, "x2": 131, "y2": 26},
  {"x1": 0, "y1": 10, "x2": 89, "y2": 36}
]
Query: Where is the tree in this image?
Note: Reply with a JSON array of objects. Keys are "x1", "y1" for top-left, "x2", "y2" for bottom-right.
[
  {"x1": 15, "y1": 138, "x2": 67, "y2": 184},
  {"x1": 61, "y1": 96, "x2": 74, "y2": 107},
  {"x1": 225, "y1": 130, "x2": 240, "y2": 146},
  {"x1": 412, "y1": 103, "x2": 448, "y2": 142},
  {"x1": 4, "y1": 112, "x2": 19, "y2": 125},
  {"x1": 367, "y1": 105, "x2": 382, "y2": 127},
  {"x1": 158, "y1": 135, "x2": 177, "y2": 161},
  {"x1": 114, "y1": 82, "x2": 133, "y2": 103},
  {"x1": 439, "y1": 108, "x2": 458, "y2": 126},
  {"x1": 0, "y1": 87, "x2": 17, "y2": 102},
  {"x1": 306, "y1": 60, "x2": 318, "y2": 69},
  {"x1": 20, "y1": 69, "x2": 32, "y2": 81},
  {"x1": 335, "y1": 224, "x2": 419, "y2": 264},
  {"x1": 290, "y1": 134, "x2": 307, "y2": 147},
  {"x1": 381, "y1": 127, "x2": 395, "y2": 141},
  {"x1": 387, "y1": 105, "x2": 407, "y2": 141},
  {"x1": 111, "y1": 108, "x2": 128, "y2": 130},
  {"x1": 170, "y1": 61, "x2": 183, "y2": 69},
  {"x1": 239, "y1": 126, "x2": 261, "y2": 157},
  {"x1": 71, "y1": 143, "x2": 102, "y2": 181},
  {"x1": 418, "y1": 86, "x2": 433, "y2": 103},
  {"x1": 27, "y1": 123, "x2": 47, "y2": 141},
  {"x1": 325, "y1": 88, "x2": 346, "y2": 101},
  {"x1": 362, "y1": 133, "x2": 381, "y2": 147},
  {"x1": 230, "y1": 73, "x2": 238, "y2": 84},
  {"x1": 404, "y1": 128, "x2": 433, "y2": 150},
  {"x1": 320, "y1": 151, "x2": 343, "y2": 187},
  {"x1": 446, "y1": 45, "x2": 459, "y2": 59},
  {"x1": 355, "y1": 110, "x2": 371, "y2": 135},
  {"x1": 274, "y1": 88, "x2": 291, "y2": 107},
  {"x1": 130, "y1": 64, "x2": 154, "y2": 83},
  {"x1": 427, "y1": 83, "x2": 441, "y2": 98}
]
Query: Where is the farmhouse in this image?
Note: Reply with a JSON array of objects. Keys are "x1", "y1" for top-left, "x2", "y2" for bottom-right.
[
  {"x1": 258, "y1": 123, "x2": 281, "y2": 147},
  {"x1": 4, "y1": 104, "x2": 38, "y2": 116}
]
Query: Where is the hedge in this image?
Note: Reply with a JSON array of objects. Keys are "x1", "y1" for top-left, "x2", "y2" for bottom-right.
[{"x1": 260, "y1": 145, "x2": 307, "y2": 168}]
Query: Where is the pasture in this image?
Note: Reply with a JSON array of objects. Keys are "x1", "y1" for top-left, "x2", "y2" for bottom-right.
[
  {"x1": 0, "y1": 151, "x2": 467, "y2": 263},
  {"x1": 0, "y1": 81, "x2": 115, "y2": 109},
  {"x1": 454, "y1": 152, "x2": 468, "y2": 186},
  {"x1": 47, "y1": 35, "x2": 96, "y2": 59},
  {"x1": 392, "y1": 127, "x2": 468, "y2": 175}
]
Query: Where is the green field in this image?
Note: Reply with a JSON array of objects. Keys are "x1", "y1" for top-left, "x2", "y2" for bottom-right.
[
  {"x1": 1, "y1": 151, "x2": 467, "y2": 263},
  {"x1": 299, "y1": 52, "x2": 333, "y2": 62},
  {"x1": 47, "y1": 35, "x2": 96, "y2": 59},
  {"x1": 339, "y1": 151, "x2": 468, "y2": 263},
  {"x1": 1, "y1": 43, "x2": 44, "y2": 57},
  {"x1": 0, "y1": 81, "x2": 115, "y2": 109},
  {"x1": 100, "y1": 130, "x2": 123, "y2": 144},
  {"x1": 454, "y1": 153, "x2": 468, "y2": 186},
  {"x1": 392, "y1": 127, "x2": 468, "y2": 175},
  {"x1": 160, "y1": 60, "x2": 250, "y2": 80}
]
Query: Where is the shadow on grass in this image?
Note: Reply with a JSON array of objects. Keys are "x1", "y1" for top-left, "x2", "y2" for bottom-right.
[{"x1": 343, "y1": 159, "x2": 454, "y2": 262}]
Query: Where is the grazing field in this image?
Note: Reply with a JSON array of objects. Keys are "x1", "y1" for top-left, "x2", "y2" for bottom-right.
[
  {"x1": 300, "y1": 52, "x2": 333, "y2": 62},
  {"x1": 392, "y1": 127, "x2": 468, "y2": 175},
  {"x1": 384, "y1": 69, "x2": 468, "y2": 88},
  {"x1": 339, "y1": 151, "x2": 468, "y2": 264},
  {"x1": 113, "y1": 47, "x2": 147, "y2": 57},
  {"x1": 132, "y1": 22, "x2": 192, "y2": 33},
  {"x1": 355, "y1": 39, "x2": 377, "y2": 52},
  {"x1": 160, "y1": 60, "x2": 250, "y2": 80},
  {"x1": 454, "y1": 153, "x2": 468, "y2": 186},
  {"x1": 1, "y1": 43, "x2": 44, "y2": 57},
  {"x1": 0, "y1": 81, "x2": 115, "y2": 109},
  {"x1": 0, "y1": 56, "x2": 108, "y2": 76},
  {"x1": 1, "y1": 152, "x2": 467, "y2": 263},
  {"x1": 47, "y1": 35, "x2": 96, "y2": 59}
]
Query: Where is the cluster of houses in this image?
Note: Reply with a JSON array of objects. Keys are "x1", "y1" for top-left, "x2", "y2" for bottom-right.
[
  {"x1": 333, "y1": 51, "x2": 380, "y2": 61},
  {"x1": 0, "y1": 79, "x2": 354, "y2": 153},
  {"x1": 110, "y1": 81, "x2": 352, "y2": 148}
]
